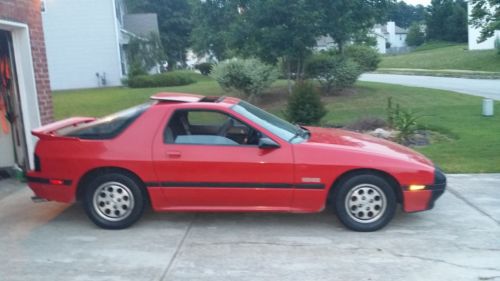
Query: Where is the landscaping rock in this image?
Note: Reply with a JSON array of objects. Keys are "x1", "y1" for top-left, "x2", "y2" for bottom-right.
[{"x1": 369, "y1": 128, "x2": 393, "y2": 139}]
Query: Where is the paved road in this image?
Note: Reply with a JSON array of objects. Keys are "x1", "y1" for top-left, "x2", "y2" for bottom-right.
[
  {"x1": 0, "y1": 175, "x2": 499, "y2": 281},
  {"x1": 360, "y1": 73, "x2": 500, "y2": 101}
]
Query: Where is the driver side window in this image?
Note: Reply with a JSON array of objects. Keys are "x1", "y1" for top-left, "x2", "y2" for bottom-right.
[{"x1": 164, "y1": 110, "x2": 261, "y2": 145}]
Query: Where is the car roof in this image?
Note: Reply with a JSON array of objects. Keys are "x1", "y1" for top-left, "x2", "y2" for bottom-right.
[{"x1": 150, "y1": 92, "x2": 240, "y2": 106}]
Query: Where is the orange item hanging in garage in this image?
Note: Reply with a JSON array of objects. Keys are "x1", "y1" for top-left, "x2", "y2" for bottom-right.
[{"x1": 0, "y1": 55, "x2": 11, "y2": 134}]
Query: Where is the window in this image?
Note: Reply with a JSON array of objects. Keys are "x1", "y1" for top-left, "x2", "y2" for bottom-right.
[
  {"x1": 64, "y1": 103, "x2": 151, "y2": 139},
  {"x1": 164, "y1": 110, "x2": 262, "y2": 146},
  {"x1": 232, "y1": 101, "x2": 308, "y2": 143}
]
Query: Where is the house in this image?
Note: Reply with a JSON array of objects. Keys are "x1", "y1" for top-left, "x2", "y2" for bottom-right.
[
  {"x1": 42, "y1": 0, "x2": 160, "y2": 90},
  {"x1": 0, "y1": 0, "x2": 52, "y2": 172},
  {"x1": 373, "y1": 21, "x2": 409, "y2": 54},
  {"x1": 312, "y1": 21, "x2": 407, "y2": 54},
  {"x1": 468, "y1": 2, "x2": 500, "y2": 50}
]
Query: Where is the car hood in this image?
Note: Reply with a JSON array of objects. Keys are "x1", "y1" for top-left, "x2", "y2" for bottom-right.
[{"x1": 305, "y1": 126, "x2": 433, "y2": 166}]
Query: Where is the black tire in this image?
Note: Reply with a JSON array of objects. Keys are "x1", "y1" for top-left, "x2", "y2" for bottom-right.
[
  {"x1": 334, "y1": 174, "x2": 396, "y2": 232},
  {"x1": 83, "y1": 173, "x2": 146, "y2": 229}
]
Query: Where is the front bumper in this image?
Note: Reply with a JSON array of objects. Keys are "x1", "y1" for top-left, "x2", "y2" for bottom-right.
[
  {"x1": 427, "y1": 167, "x2": 446, "y2": 209},
  {"x1": 402, "y1": 167, "x2": 446, "y2": 212}
]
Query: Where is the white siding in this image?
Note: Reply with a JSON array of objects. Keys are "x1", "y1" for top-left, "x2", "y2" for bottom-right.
[
  {"x1": 375, "y1": 35, "x2": 386, "y2": 54},
  {"x1": 42, "y1": 0, "x2": 123, "y2": 90},
  {"x1": 468, "y1": 2, "x2": 500, "y2": 50}
]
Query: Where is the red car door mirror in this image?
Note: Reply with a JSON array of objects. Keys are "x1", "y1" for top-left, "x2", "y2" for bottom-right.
[{"x1": 258, "y1": 137, "x2": 280, "y2": 149}]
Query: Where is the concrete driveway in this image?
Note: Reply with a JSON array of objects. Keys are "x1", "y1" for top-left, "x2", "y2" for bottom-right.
[
  {"x1": 0, "y1": 175, "x2": 499, "y2": 281},
  {"x1": 360, "y1": 73, "x2": 500, "y2": 101}
]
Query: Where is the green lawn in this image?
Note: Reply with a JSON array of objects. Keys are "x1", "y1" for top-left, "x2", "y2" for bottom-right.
[
  {"x1": 380, "y1": 43, "x2": 500, "y2": 72},
  {"x1": 53, "y1": 78, "x2": 500, "y2": 173}
]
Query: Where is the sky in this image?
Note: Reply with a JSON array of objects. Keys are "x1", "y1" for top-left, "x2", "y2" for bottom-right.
[{"x1": 402, "y1": 0, "x2": 431, "y2": 6}]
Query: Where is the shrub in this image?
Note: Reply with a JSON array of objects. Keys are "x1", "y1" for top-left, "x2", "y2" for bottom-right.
[
  {"x1": 386, "y1": 97, "x2": 425, "y2": 144},
  {"x1": 194, "y1": 62, "x2": 213, "y2": 75},
  {"x1": 393, "y1": 109, "x2": 423, "y2": 144},
  {"x1": 344, "y1": 45, "x2": 381, "y2": 72},
  {"x1": 406, "y1": 23, "x2": 425, "y2": 47},
  {"x1": 128, "y1": 71, "x2": 195, "y2": 88},
  {"x1": 285, "y1": 81, "x2": 327, "y2": 125},
  {"x1": 211, "y1": 58, "x2": 279, "y2": 99},
  {"x1": 305, "y1": 53, "x2": 362, "y2": 94}
]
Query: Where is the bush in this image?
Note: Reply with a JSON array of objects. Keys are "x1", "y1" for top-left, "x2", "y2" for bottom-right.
[
  {"x1": 406, "y1": 23, "x2": 425, "y2": 47},
  {"x1": 194, "y1": 62, "x2": 213, "y2": 75},
  {"x1": 128, "y1": 71, "x2": 195, "y2": 88},
  {"x1": 211, "y1": 58, "x2": 279, "y2": 99},
  {"x1": 285, "y1": 81, "x2": 327, "y2": 125},
  {"x1": 386, "y1": 97, "x2": 425, "y2": 144},
  {"x1": 305, "y1": 53, "x2": 362, "y2": 94},
  {"x1": 344, "y1": 45, "x2": 381, "y2": 72}
]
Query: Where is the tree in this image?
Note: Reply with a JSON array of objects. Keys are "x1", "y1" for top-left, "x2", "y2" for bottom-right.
[
  {"x1": 386, "y1": 1, "x2": 426, "y2": 28},
  {"x1": 190, "y1": 0, "x2": 241, "y2": 61},
  {"x1": 316, "y1": 0, "x2": 389, "y2": 53},
  {"x1": 426, "y1": 0, "x2": 468, "y2": 42},
  {"x1": 228, "y1": 0, "x2": 322, "y2": 93},
  {"x1": 406, "y1": 23, "x2": 425, "y2": 46},
  {"x1": 126, "y1": 33, "x2": 164, "y2": 76},
  {"x1": 470, "y1": 0, "x2": 500, "y2": 43},
  {"x1": 126, "y1": 0, "x2": 193, "y2": 68}
]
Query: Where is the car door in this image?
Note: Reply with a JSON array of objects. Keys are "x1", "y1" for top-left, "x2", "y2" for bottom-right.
[{"x1": 151, "y1": 108, "x2": 294, "y2": 211}]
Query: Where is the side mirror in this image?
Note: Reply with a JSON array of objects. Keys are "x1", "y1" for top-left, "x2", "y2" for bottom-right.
[{"x1": 258, "y1": 137, "x2": 280, "y2": 149}]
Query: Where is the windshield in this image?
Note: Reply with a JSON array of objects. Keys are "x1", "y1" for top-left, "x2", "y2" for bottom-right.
[
  {"x1": 232, "y1": 101, "x2": 308, "y2": 143},
  {"x1": 63, "y1": 103, "x2": 151, "y2": 139}
]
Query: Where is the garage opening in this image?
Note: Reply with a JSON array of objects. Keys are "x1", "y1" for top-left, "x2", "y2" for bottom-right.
[{"x1": 0, "y1": 30, "x2": 29, "y2": 177}]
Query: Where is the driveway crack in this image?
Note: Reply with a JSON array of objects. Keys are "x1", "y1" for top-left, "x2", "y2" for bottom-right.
[
  {"x1": 447, "y1": 187, "x2": 500, "y2": 226},
  {"x1": 157, "y1": 214, "x2": 197, "y2": 281},
  {"x1": 387, "y1": 251, "x2": 500, "y2": 272}
]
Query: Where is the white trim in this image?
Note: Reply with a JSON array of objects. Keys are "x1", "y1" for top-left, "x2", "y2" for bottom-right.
[
  {"x1": 0, "y1": 20, "x2": 42, "y2": 170},
  {"x1": 111, "y1": 0, "x2": 125, "y2": 79}
]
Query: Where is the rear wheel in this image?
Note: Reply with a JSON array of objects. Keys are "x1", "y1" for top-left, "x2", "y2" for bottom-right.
[
  {"x1": 83, "y1": 173, "x2": 146, "y2": 229},
  {"x1": 334, "y1": 174, "x2": 396, "y2": 232}
]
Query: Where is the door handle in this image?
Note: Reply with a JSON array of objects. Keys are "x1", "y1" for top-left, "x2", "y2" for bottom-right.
[{"x1": 166, "y1": 151, "x2": 181, "y2": 158}]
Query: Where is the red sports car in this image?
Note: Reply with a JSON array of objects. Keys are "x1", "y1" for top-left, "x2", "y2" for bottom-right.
[{"x1": 27, "y1": 93, "x2": 446, "y2": 231}]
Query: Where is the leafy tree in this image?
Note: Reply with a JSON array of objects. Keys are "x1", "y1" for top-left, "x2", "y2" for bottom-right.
[
  {"x1": 230, "y1": 0, "x2": 321, "y2": 92},
  {"x1": 386, "y1": 1, "x2": 426, "y2": 28},
  {"x1": 406, "y1": 23, "x2": 425, "y2": 46},
  {"x1": 470, "y1": 0, "x2": 500, "y2": 43},
  {"x1": 316, "y1": 0, "x2": 389, "y2": 53},
  {"x1": 126, "y1": 0, "x2": 192, "y2": 68},
  {"x1": 126, "y1": 33, "x2": 164, "y2": 77},
  {"x1": 426, "y1": 0, "x2": 468, "y2": 43},
  {"x1": 190, "y1": 0, "x2": 240, "y2": 61}
]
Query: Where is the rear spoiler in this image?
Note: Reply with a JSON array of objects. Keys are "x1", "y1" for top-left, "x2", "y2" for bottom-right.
[{"x1": 32, "y1": 117, "x2": 96, "y2": 140}]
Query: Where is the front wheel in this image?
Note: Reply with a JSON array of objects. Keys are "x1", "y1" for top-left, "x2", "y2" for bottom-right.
[
  {"x1": 83, "y1": 173, "x2": 146, "y2": 229},
  {"x1": 334, "y1": 174, "x2": 396, "y2": 232}
]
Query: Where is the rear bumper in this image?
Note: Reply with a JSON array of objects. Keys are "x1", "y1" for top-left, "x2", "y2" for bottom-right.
[
  {"x1": 26, "y1": 173, "x2": 76, "y2": 203},
  {"x1": 402, "y1": 167, "x2": 446, "y2": 212}
]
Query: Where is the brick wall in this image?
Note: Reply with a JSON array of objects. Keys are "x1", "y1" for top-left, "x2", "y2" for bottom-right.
[{"x1": 0, "y1": 0, "x2": 53, "y2": 124}]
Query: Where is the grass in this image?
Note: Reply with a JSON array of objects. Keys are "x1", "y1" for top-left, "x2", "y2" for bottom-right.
[
  {"x1": 53, "y1": 76, "x2": 500, "y2": 173},
  {"x1": 380, "y1": 43, "x2": 500, "y2": 72}
]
